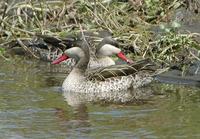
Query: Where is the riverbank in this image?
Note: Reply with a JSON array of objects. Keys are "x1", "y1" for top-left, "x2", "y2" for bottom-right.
[{"x1": 0, "y1": 0, "x2": 200, "y2": 69}]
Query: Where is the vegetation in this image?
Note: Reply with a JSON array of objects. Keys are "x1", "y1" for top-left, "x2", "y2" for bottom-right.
[
  {"x1": 150, "y1": 22, "x2": 200, "y2": 64},
  {"x1": 0, "y1": 0, "x2": 200, "y2": 66},
  {"x1": 0, "y1": 47, "x2": 9, "y2": 60}
]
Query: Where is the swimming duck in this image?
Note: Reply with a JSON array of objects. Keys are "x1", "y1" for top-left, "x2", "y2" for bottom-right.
[{"x1": 52, "y1": 40, "x2": 159, "y2": 103}]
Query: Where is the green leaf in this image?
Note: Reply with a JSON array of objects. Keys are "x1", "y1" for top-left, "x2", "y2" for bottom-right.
[{"x1": 0, "y1": 47, "x2": 5, "y2": 54}]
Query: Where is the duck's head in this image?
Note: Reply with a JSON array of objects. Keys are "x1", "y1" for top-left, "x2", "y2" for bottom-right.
[
  {"x1": 52, "y1": 47, "x2": 84, "y2": 65},
  {"x1": 96, "y1": 37, "x2": 133, "y2": 64}
]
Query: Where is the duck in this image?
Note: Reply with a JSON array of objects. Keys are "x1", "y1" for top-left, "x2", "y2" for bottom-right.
[{"x1": 52, "y1": 39, "x2": 159, "y2": 103}]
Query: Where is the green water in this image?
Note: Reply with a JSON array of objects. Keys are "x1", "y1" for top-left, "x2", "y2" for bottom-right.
[{"x1": 0, "y1": 57, "x2": 200, "y2": 139}]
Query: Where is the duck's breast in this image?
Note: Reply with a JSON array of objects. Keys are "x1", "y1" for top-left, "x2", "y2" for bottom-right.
[
  {"x1": 62, "y1": 68, "x2": 85, "y2": 92},
  {"x1": 88, "y1": 57, "x2": 115, "y2": 69}
]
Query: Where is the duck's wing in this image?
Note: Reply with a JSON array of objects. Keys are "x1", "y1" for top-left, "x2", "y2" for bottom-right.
[
  {"x1": 36, "y1": 34, "x2": 77, "y2": 50},
  {"x1": 87, "y1": 58, "x2": 158, "y2": 81},
  {"x1": 36, "y1": 30, "x2": 112, "y2": 50}
]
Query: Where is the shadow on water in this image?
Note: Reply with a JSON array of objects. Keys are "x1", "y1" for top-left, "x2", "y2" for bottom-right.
[{"x1": 1, "y1": 56, "x2": 200, "y2": 138}]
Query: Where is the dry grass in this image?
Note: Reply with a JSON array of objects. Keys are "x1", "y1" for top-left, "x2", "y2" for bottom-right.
[{"x1": 0, "y1": 0, "x2": 200, "y2": 67}]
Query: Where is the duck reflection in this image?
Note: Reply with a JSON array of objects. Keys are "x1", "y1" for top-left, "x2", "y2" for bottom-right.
[{"x1": 55, "y1": 103, "x2": 91, "y2": 135}]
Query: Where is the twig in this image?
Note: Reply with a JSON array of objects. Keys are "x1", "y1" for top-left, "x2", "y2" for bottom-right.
[
  {"x1": 16, "y1": 38, "x2": 40, "y2": 59},
  {"x1": 190, "y1": 51, "x2": 200, "y2": 61},
  {"x1": 0, "y1": 18, "x2": 35, "y2": 35},
  {"x1": 0, "y1": 1, "x2": 8, "y2": 26}
]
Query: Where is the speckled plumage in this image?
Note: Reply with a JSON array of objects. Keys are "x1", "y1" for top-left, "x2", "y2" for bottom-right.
[{"x1": 63, "y1": 69, "x2": 155, "y2": 106}]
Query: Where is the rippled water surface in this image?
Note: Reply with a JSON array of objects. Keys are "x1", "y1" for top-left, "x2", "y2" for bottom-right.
[{"x1": 0, "y1": 57, "x2": 200, "y2": 139}]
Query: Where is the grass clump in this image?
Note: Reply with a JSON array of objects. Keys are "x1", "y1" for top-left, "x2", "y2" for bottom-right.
[{"x1": 149, "y1": 22, "x2": 200, "y2": 67}]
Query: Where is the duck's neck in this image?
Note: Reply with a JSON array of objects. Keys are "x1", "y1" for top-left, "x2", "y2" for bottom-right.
[
  {"x1": 75, "y1": 52, "x2": 90, "y2": 73},
  {"x1": 63, "y1": 53, "x2": 90, "y2": 91},
  {"x1": 75, "y1": 40, "x2": 91, "y2": 72}
]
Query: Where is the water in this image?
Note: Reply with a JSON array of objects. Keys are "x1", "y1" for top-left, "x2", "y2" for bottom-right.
[{"x1": 1, "y1": 57, "x2": 200, "y2": 139}]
